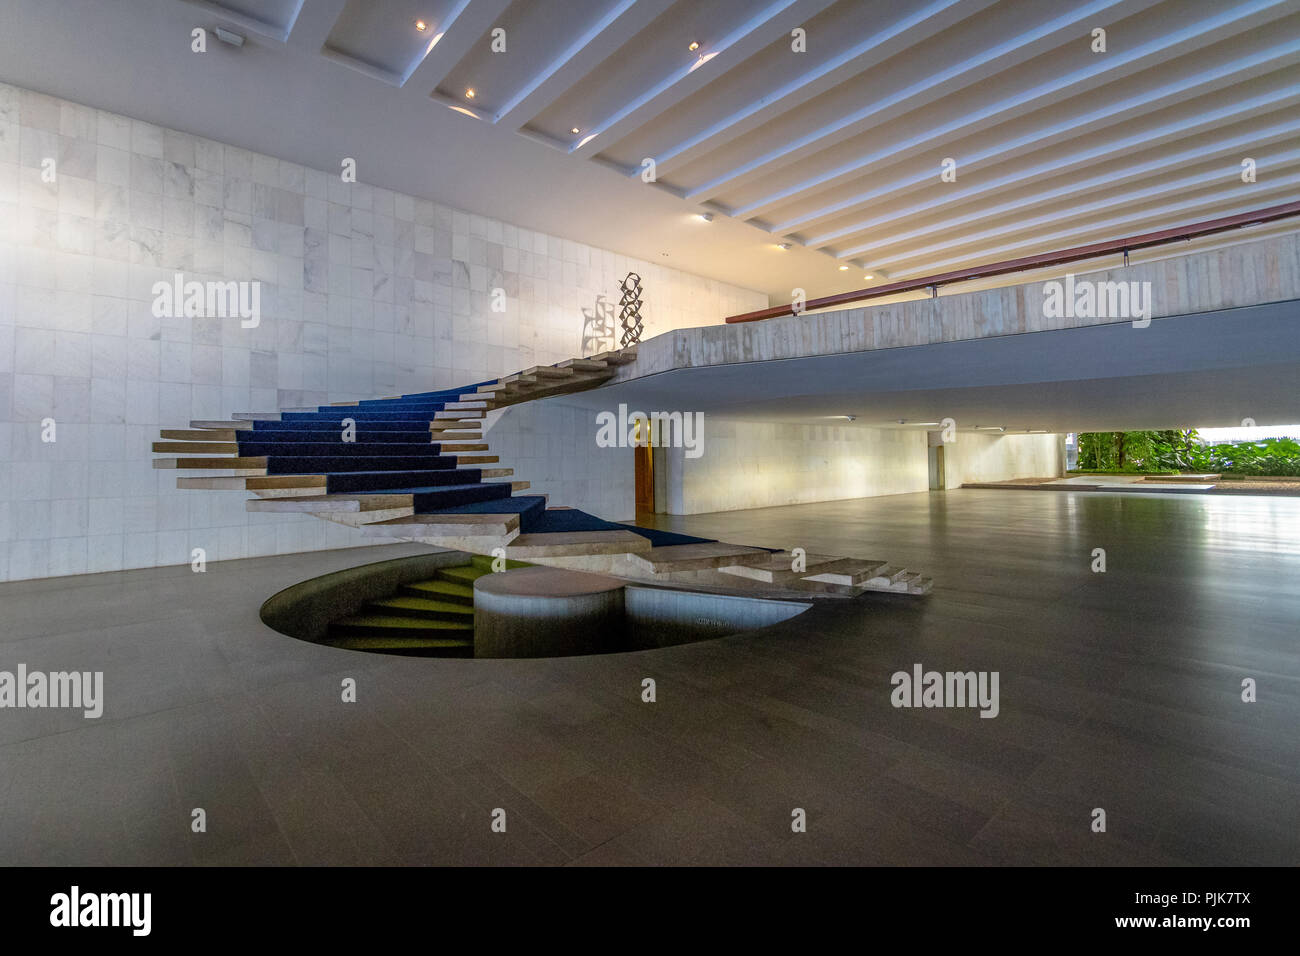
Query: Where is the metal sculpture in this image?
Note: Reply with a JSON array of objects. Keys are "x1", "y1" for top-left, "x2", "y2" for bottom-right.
[{"x1": 619, "y1": 272, "x2": 644, "y2": 347}]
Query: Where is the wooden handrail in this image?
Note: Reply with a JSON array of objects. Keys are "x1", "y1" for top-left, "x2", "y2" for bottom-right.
[{"x1": 725, "y1": 200, "x2": 1300, "y2": 323}]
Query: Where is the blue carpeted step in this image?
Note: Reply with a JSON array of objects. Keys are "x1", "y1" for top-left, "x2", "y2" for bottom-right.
[
  {"x1": 409, "y1": 483, "x2": 513, "y2": 511},
  {"x1": 621, "y1": 526, "x2": 720, "y2": 547},
  {"x1": 424, "y1": 494, "x2": 548, "y2": 523},
  {"x1": 397, "y1": 381, "x2": 492, "y2": 399},
  {"x1": 514, "y1": 505, "x2": 719, "y2": 547},
  {"x1": 252, "y1": 419, "x2": 432, "y2": 432},
  {"x1": 522, "y1": 508, "x2": 624, "y2": 534},
  {"x1": 238, "y1": 429, "x2": 434, "y2": 443},
  {"x1": 281, "y1": 411, "x2": 452, "y2": 422},
  {"x1": 237, "y1": 441, "x2": 438, "y2": 457},
  {"x1": 325, "y1": 468, "x2": 481, "y2": 494},
  {"x1": 268, "y1": 455, "x2": 458, "y2": 474}
]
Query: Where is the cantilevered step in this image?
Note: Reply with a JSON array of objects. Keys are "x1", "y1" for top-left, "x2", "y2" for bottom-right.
[
  {"x1": 152, "y1": 441, "x2": 239, "y2": 454},
  {"x1": 506, "y1": 530, "x2": 652, "y2": 558},
  {"x1": 801, "y1": 559, "x2": 896, "y2": 587},
  {"x1": 162, "y1": 429, "x2": 242, "y2": 441},
  {"x1": 246, "y1": 494, "x2": 413, "y2": 513},
  {"x1": 173, "y1": 475, "x2": 327, "y2": 495},
  {"x1": 190, "y1": 420, "x2": 252, "y2": 430},
  {"x1": 716, "y1": 551, "x2": 843, "y2": 584},
  {"x1": 629, "y1": 542, "x2": 773, "y2": 573},
  {"x1": 591, "y1": 347, "x2": 637, "y2": 365},
  {"x1": 361, "y1": 512, "x2": 522, "y2": 538},
  {"x1": 154, "y1": 456, "x2": 268, "y2": 470}
]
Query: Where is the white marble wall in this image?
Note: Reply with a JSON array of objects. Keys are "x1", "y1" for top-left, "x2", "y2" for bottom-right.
[
  {"x1": 0, "y1": 82, "x2": 766, "y2": 581},
  {"x1": 668, "y1": 420, "x2": 930, "y2": 515},
  {"x1": 943, "y1": 432, "x2": 1064, "y2": 489}
]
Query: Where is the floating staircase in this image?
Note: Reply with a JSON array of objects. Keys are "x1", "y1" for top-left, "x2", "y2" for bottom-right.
[{"x1": 152, "y1": 346, "x2": 931, "y2": 596}]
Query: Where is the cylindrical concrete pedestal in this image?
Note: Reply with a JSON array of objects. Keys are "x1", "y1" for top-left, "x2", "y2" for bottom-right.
[{"x1": 473, "y1": 566, "x2": 626, "y2": 658}]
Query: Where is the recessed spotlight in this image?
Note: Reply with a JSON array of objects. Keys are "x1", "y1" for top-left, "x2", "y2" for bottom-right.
[
  {"x1": 570, "y1": 127, "x2": 581, "y2": 135},
  {"x1": 863, "y1": 273, "x2": 874, "y2": 280},
  {"x1": 697, "y1": 212, "x2": 714, "y2": 222},
  {"x1": 688, "y1": 41, "x2": 700, "y2": 52},
  {"x1": 838, "y1": 264, "x2": 849, "y2": 271},
  {"x1": 776, "y1": 242, "x2": 791, "y2": 251},
  {"x1": 415, "y1": 19, "x2": 428, "y2": 32},
  {"x1": 465, "y1": 88, "x2": 476, "y2": 99}
]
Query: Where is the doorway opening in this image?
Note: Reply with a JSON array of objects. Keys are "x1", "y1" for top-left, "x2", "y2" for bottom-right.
[
  {"x1": 927, "y1": 435, "x2": 946, "y2": 490},
  {"x1": 634, "y1": 419, "x2": 655, "y2": 514}
]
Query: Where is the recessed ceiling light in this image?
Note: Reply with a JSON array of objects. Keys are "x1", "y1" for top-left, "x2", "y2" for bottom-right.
[
  {"x1": 688, "y1": 41, "x2": 700, "y2": 51},
  {"x1": 863, "y1": 273, "x2": 874, "y2": 280},
  {"x1": 838, "y1": 265, "x2": 849, "y2": 271},
  {"x1": 570, "y1": 127, "x2": 580, "y2": 134},
  {"x1": 697, "y1": 212, "x2": 713, "y2": 222},
  {"x1": 465, "y1": 88, "x2": 476, "y2": 99},
  {"x1": 776, "y1": 242, "x2": 791, "y2": 251},
  {"x1": 415, "y1": 19, "x2": 428, "y2": 32}
]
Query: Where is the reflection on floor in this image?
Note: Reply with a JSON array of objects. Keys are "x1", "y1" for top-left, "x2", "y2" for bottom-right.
[{"x1": 1, "y1": 489, "x2": 1297, "y2": 865}]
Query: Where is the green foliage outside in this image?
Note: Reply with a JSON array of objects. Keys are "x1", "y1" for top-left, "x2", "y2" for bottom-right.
[{"x1": 1075, "y1": 430, "x2": 1300, "y2": 476}]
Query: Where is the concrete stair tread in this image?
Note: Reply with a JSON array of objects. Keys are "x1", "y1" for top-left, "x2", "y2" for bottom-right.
[
  {"x1": 190, "y1": 420, "x2": 252, "y2": 430},
  {"x1": 154, "y1": 456, "x2": 268, "y2": 470},
  {"x1": 153, "y1": 441, "x2": 239, "y2": 454},
  {"x1": 631, "y1": 542, "x2": 773, "y2": 573},
  {"x1": 360, "y1": 512, "x2": 521, "y2": 536},
  {"x1": 716, "y1": 550, "x2": 841, "y2": 583},
  {"x1": 161, "y1": 429, "x2": 239, "y2": 441},
  {"x1": 506, "y1": 530, "x2": 653, "y2": 557},
  {"x1": 247, "y1": 494, "x2": 413, "y2": 512},
  {"x1": 801, "y1": 557, "x2": 892, "y2": 586}
]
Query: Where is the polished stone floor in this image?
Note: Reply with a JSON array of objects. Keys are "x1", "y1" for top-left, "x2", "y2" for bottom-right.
[{"x1": 1, "y1": 489, "x2": 1297, "y2": 866}]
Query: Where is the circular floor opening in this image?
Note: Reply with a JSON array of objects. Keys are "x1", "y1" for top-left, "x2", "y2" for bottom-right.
[{"x1": 260, "y1": 553, "x2": 811, "y2": 659}]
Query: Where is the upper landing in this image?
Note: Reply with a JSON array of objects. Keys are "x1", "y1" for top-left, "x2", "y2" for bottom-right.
[{"x1": 613, "y1": 230, "x2": 1300, "y2": 383}]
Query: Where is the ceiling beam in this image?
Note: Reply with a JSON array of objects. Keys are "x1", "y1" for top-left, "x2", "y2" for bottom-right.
[
  {"x1": 649, "y1": 0, "x2": 994, "y2": 180},
  {"x1": 829, "y1": 99, "x2": 1300, "y2": 260},
  {"x1": 569, "y1": 0, "x2": 836, "y2": 160},
  {"x1": 793, "y1": 49, "x2": 1300, "y2": 242},
  {"x1": 493, "y1": 0, "x2": 676, "y2": 130},
  {"x1": 284, "y1": 0, "x2": 347, "y2": 52},
  {"x1": 405, "y1": 0, "x2": 515, "y2": 91},
  {"x1": 836, "y1": 143, "x2": 1300, "y2": 267},
  {"x1": 738, "y1": 2, "x2": 1296, "y2": 224},
  {"x1": 682, "y1": 0, "x2": 1160, "y2": 203}
]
